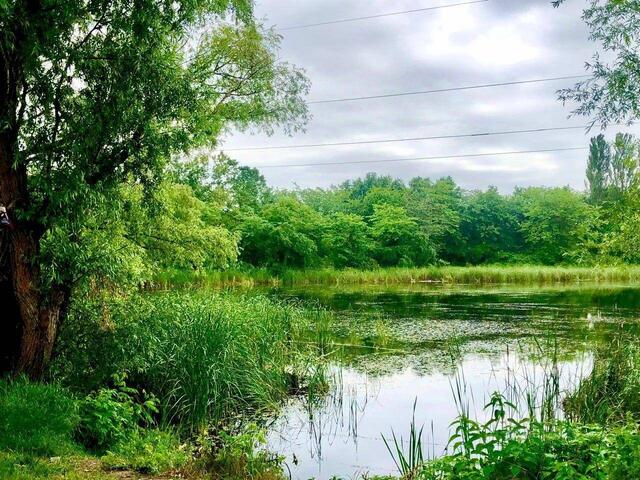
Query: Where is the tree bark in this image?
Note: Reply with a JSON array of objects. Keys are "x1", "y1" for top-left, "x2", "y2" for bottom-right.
[{"x1": 0, "y1": 135, "x2": 66, "y2": 378}]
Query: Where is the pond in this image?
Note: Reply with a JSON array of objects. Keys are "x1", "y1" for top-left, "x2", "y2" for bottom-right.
[{"x1": 265, "y1": 284, "x2": 640, "y2": 479}]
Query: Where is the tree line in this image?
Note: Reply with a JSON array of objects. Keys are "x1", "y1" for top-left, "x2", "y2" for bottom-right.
[{"x1": 120, "y1": 132, "x2": 640, "y2": 274}]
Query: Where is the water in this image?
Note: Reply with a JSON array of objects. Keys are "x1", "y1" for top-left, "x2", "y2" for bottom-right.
[{"x1": 265, "y1": 284, "x2": 640, "y2": 479}]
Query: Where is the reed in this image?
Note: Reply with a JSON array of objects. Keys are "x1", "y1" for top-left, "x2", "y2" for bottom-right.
[
  {"x1": 53, "y1": 291, "x2": 330, "y2": 432},
  {"x1": 280, "y1": 265, "x2": 640, "y2": 286},
  {"x1": 154, "y1": 265, "x2": 640, "y2": 289}
]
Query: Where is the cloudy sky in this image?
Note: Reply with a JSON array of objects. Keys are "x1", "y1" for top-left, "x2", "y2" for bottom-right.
[{"x1": 218, "y1": 0, "x2": 640, "y2": 192}]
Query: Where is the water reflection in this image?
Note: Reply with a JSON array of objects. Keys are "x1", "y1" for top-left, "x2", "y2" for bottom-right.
[{"x1": 267, "y1": 284, "x2": 640, "y2": 479}]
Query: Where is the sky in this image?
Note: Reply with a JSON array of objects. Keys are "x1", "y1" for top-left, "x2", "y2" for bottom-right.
[{"x1": 217, "y1": 0, "x2": 640, "y2": 192}]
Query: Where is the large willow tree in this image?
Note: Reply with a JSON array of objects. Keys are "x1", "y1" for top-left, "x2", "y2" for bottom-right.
[{"x1": 0, "y1": 0, "x2": 309, "y2": 377}]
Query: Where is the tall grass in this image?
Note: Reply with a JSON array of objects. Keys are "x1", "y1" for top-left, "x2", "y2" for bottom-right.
[
  {"x1": 280, "y1": 265, "x2": 640, "y2": 286},
  {"x1": 382, "y1": 400, "x2": 425, "y2": 478},
  {"x1": 52, "y1": 291, "x2": 330, "y2": 432},
  {"x1": 152, "y1": 267, "x2": 278, "y2": 289},
  {"x1": 154, "y1": 265, "x2": 640, "y2": 289},
  {"x1": 565, "y1": 338, "x2": 640, "y2": 424}
]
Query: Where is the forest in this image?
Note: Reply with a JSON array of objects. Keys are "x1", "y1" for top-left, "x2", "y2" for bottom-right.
[
  {"x1": 151, "y1": 132, "x2": 640, "y2": 275},
  {"x1": 3, "y1": 0, "x2": 640, "y2": 479}
]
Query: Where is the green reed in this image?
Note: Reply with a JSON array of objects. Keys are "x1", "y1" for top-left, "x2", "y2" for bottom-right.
[{"x1": 53, "y1": 291, "x2": 331, "y2": 432}]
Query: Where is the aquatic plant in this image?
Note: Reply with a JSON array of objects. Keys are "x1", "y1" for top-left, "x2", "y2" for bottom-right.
[
  {"x1": 382, "y1": 400, "x2": 425, "y2": 478},
  {"x1": 52, "y1": 291, "x2": 331, "y2": 431}
]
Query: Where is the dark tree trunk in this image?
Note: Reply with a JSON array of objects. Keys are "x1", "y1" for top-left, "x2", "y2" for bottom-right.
[{"x1": 0, "y1": 136, "x2": 66, "y2": 379}]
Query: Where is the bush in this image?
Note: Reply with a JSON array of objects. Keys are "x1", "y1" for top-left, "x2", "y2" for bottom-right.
[
  {"x1": 76, "y1": 375, "x2": 158, "y2": 450},
  {"x1": 0, "y1": 378, "x2": 79, "y2": 456},
  {"x1": 200, "y1": 424, "x2": 286, "y2": 480},
  {"x1": 52, "y1": 291, "x2": 327, "y2": 431}
]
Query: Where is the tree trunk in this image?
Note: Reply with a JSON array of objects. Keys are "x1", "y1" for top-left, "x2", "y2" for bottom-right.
[{"x1": 0, "y1": 135, "x2": 66, "y2": 378}]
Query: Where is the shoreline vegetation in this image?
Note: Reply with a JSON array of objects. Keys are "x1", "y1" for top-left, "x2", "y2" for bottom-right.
[
  {"x1": 154, "y1": 265, "x2": 640, "y2": 289},
  {"x1": 1, "y1": 292, "x2": 330, "y2": 480}
]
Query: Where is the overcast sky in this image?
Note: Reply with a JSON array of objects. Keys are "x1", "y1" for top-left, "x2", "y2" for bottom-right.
[{"x1": 218, "y1": 0, "x2": 640, "y2": 192}]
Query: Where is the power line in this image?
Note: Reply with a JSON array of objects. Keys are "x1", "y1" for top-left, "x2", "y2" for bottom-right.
[
  {"x1": 249, "y1": 146, "x2": 588, "y2": 169},
  {"x1": 224, "y1": 125, "x2": 592, "y2": 152},
  {"x1": 308, "y1": 75, "x2": 590, "y2": 104},
  {"x1": 279, "y1": 0, "x2": 489, "y2": 31}
]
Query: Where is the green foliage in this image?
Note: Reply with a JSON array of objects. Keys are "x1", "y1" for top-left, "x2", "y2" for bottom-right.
[
  {"x1": 201, "y1": 424, "x2": 286, "y2": 480},
  {"x1": 514, "y1": 187, "x2": 594, "y2": 265},
  {"x1": 557, "y1": 0, "x2": 640, "y2": 128},
  {"x1": 0, "y1": 378, "x2": 79, "y2": 456},
  {"x1": 240, "y1": 196, "x2": 325, "y2": 268},
  {"x1": 321, "y1": 213, "x2": 372, "y2": 268},
  {"x1": 458, "y1": 187, "x2": 522, "y2": 264},
  {"x1": 101, "y1": 429, "x2": 188, "y2": 474},
  {"x1": 565, "y1": 340, "x2": 640, "y2": 425},
  {"x1": 370, "y1": 204, "x2": 435, "y2": 267},
  {"x1": 53, "y1": 291, "x2": 328, "y2": 431},
  {"x1": 407, "y1": 177, "x2": 463, "y2": 260},
  {"x1": 76, "y1": 375, "x2": 158, "y2": 451}
]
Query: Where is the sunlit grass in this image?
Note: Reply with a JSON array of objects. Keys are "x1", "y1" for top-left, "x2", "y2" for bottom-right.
[
  {"x1": 279, "y1": 265, "x2": 640, "y2": 286},
  {"x1": 154, "y1": 265, "x2": 640, "y2": 288}
]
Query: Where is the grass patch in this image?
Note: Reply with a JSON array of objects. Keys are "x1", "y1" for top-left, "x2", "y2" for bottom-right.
[
  {"x1": 153, "y1": 265, "x2": 640, "y2": 288},
  {"x1": 565, "y1": 340, "x2": 640, "y2": 424},
  {"x1": 0, "y1": 378, "x2": 79, "y2": 456},
  {"x1": 279, "y1": 265, "x2": 640, "y2": 286},
  {"x1": 101, "y1": 429, "x2": 188, "y2": 474},
  {"x1": 52, "y1": 290, "x2": 329, "y2": 431}
]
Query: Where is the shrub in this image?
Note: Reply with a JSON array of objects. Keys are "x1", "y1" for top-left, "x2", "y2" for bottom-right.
[
  {"x1": 200, "y1": 424, "x2": 286, "y2": 480},
  {"x1": 101, "y1": 429, "x2": 188, "y2": 474},
  {"x1": 0, "y1": 378, "x2": 79, "y2": 456},
  {"x1": 75, "y1": 375, "x2": 158, "y2": 450}
]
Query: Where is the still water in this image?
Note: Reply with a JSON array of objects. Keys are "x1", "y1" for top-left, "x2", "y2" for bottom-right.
[{"x1": 266, "y1": 284, "x2": 640, "y2": 479}]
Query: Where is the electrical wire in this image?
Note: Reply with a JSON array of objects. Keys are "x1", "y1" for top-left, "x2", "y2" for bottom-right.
[
  {"x1": 279, "y1": 0, "x2": 489, "y2": 31},
  {"x1": 224, "y1": 125, "x2": 591, "y2": 152},
  {"x1": 308, "y1": 75, "x2": 590, "y2": 104},
  {"x1": 249, "y1": 146, "x2": 588, "y2": 169}
]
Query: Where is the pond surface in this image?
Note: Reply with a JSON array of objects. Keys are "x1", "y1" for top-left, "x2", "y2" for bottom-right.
[{"x1": 265, "y1": 284, "x2": 640, "y2": 480}]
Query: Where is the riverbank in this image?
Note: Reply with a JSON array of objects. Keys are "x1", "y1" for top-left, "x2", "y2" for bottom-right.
[
  {"x1": 1, "y1": 291, "x2": 329, "y2": 480},
  {"x1": 154, "y1": 265, "x2": 640, "y2": 289}
]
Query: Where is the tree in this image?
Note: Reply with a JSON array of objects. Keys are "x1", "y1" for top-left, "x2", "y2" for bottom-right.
[
  {"x1": 556, "y1": 0, "x2": 640, "y2": 127},
  {"x1": 239, "y1": 197, "x2": 324, "y2": 268},
  {"x1": 458, "y1": 187, "x2": 522, "y2": 264},
  {"x1": 407, "y1": 176, "x2": 463, "y2": 260},
  {"x1": 0, "y1": 1, "x2": 309, "y2": 376},
  {"x1": 369, "y1": 204, "x2": 435, "y2": 267},
  {"x1": 586, "y1": 135, "x2": 612, "y2": 204},
  {"x1": 585, "y1": 134, "x2": 639, "y2": 204},
  {"x1": 514, "y1": 187, "x2": 594, "y2": 264},
  {"x1": 343, "y1": 173, "x2": 405, "y2": 200},
  {"x1": 321, "y1": 213, "x2": 371, "y2": 268},
  {"x1": 358, "y1": 186, "x2": 406, "y2": 217},
  {"x1": 131, "y1": 182, "x2": 239, "y2": 271}
]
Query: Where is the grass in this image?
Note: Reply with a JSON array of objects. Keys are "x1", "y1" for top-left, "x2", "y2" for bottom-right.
[
  {"x1": 279, "y1": 265, "x2": 640, "y2": 286},
  {"x1": 0, "y1": 378, "x2": 80, "y2": 456},
  {"x1": 0, "y1": 290, "x2": 330, "y2": 479},
  {"x1": 0, "y1": 377, "x2": 290, "y2": 479},
  {"x1": 153, "y1": 265, "x2": 640, "y2": 288},
  {"x1": 52, "y1": 290, "x2": 330, "y2": 432},
  {"x1": 564, "y1": 338, "x2": 640, "y2": 424}
]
